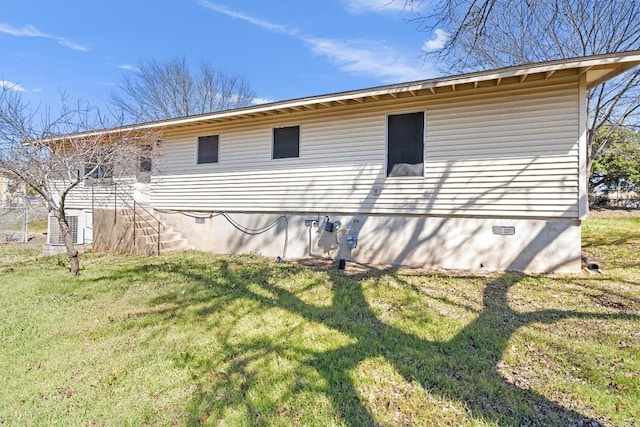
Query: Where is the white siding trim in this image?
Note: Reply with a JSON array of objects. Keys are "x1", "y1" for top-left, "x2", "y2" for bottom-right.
[{"x1": 578, "y1": 74, "x2": 588, "y2": 218}]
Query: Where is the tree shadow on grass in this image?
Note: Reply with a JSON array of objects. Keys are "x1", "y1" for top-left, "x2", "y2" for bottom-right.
[{"x1": 112, "y1": 255, "x2": 640, "y2": 426}]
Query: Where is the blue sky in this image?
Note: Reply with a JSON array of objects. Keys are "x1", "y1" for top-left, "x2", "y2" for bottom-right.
[{"x1": 0, "y1": 0, "x2": 446, "y2": 113}]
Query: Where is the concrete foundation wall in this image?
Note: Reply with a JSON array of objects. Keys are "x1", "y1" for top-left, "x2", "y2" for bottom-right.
[{"x1": 158, "y1": 211, "x2": 581, "y2": 273}]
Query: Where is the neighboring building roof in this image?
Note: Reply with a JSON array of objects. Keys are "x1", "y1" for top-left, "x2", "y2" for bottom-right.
[{"x1": 68, "y1": 50, "x2": 640, "y2": 137}]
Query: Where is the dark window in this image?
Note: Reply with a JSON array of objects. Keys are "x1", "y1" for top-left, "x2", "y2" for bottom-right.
[
  {"x1": 273, "y1": 126, "x2": 300, "y2": 159},
  {"x1": 140, "y1": 144, "x2": 152, "y2": 172},
  {"x1": 387, "y1": 112, "x2": 424, "y2": 177},
  {"x1": 137, "y1": 144, "x2": 153, "y2": 183},
  {"x1": 85, "y1": 164, "x2": 113, "y2": 179},
  {"x1": 198, "y1": 135, "x2": 219, "y2": 164},
  {"x1": 85, "y1": 152, "x2": 113, "y2": 180}
]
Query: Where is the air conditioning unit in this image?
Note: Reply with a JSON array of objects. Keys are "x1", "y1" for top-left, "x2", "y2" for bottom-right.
[{"x1": 48, "y1": 215, "x2": 83, "y2": 245}]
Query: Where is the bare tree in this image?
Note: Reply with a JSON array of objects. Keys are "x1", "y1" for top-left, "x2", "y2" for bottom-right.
[
  {"x1": 400, "y1": 0, "x2": 640, "y2": 196},
  {"x1": 110, "y1": 57, "x2": 256, "y2": 122},
  {"x1": 0, "y1": 86, "x2": 160, "y2": 275}
]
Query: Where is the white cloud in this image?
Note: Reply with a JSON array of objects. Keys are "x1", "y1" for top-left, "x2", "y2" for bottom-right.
[
  {"x1": 198, "y1": 2, "x2": 434, "y2": 84},
  {"x1": 57, "y1": 39, "x2": 90, "y2": 52},
  {"x1": 0, "y1": 22, "x2": 46, "y2": 37},
  {"x1": 118, "y1": 64, "x2": 140, "y2": 73},
  {"x1": 342, "y1": 0, "x2": 422, "y2": 13},
  {"x1": 422, "y1": 28, "x2": 449, "y2": 52},
  {"x1": 251, "y1": 97, "x2": 275, "y2": 105},
  {"x1": 0, "y1": 22, "x2": 89, "y2": 51},
  {"x1": 305, "y1": 37, "x2": 431, "y2": 83},
  {"x1": 197, "y1": 1, "x2": 290, "y2": 34},
  {"x1": 0, "y1": 80, "x2": 26, "y2": 92}
]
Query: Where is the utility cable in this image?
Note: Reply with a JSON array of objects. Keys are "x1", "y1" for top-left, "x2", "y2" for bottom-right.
[{"x1": 154, "y1": 209, "x2": 288, "y2": 259}]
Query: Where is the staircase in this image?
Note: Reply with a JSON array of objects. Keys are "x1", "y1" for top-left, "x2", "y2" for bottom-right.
[
  {"x1": 124, "y1": 207, "x2": 193, "y2": 255},
  {"x1": 91, "y1": 182, "x2": 194, "y2": 256}
]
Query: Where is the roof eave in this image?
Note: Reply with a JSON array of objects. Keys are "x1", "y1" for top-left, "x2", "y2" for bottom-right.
[
  {"x1": 46, "y1": 50, "x2": 640, "y2": 139},
  {"x1": 147, "y1": 50, "x2": 640, "y2": 130}
]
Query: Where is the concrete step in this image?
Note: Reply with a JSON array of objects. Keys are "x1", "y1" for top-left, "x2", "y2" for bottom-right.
[
  {"x1": 144, "y1": 228, "x2": 181, "y2": 242},
  {"x1": 162, "y1": 242, "x2": 196, "y2": 253},
  {"x1": 151, "y1": 235, "x2": 186, "y2": 249},
  {"x1": 104, "y1": 205, "x2": 193, "y2": 255},
  {"x1": 124, "y1": 207, "x2": 193, "y2": 255}
]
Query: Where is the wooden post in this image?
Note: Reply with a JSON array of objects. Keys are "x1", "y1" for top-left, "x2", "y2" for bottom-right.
[
  {"x1": 133, "y1": 200, "x2": 137, "y2": 250},
  {"x1": 113, "y1": 183, "x2": 117, "y2": 225},
  {"x1": 91, "y1": 183, "x2": 95, "y2": 252}
]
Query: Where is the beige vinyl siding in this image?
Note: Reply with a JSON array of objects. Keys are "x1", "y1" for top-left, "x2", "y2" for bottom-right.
[
  {"x1": 60, "y1": 179, "x2": 135, "y2": 210},
  {"x1": 160, "y1": 114, "x2": 385, "y2": 175},
  {"x1": 151, "y1": 77, "x2": 580, "y2": 218}
]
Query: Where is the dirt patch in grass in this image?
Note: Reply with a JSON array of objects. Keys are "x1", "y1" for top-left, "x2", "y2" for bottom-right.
[
  {"x1": 590, "y1": 293, "x2": 633, "y2": 311},
  {"x1": 590, "y1": 208, "x2": 640, "y2": 217}
]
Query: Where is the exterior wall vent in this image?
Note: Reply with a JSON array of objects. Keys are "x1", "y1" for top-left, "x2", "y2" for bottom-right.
[
  {"x1": 492, "y1": 226, "x2": 515, "y2": 235},
  {"x1": 195, "y1": 217, "x2": 205, "y2": 224}
]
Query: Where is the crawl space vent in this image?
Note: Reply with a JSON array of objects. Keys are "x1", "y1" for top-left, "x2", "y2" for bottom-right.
[{"x1": 492, "y1": 226, "x2": 515, "y2": 235}]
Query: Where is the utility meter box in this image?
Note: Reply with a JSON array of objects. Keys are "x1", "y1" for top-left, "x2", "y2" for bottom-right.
[{"x1": 345, "y1": 232, "x2": 358, "y2": 249}]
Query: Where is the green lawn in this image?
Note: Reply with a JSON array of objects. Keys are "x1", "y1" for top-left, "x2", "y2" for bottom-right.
[{"x1": 0, "y1": 214, "x2": 638, "y2": 426}]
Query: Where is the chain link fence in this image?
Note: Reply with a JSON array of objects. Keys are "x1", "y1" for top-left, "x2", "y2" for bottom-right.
[
  {"x1": 0, "y1": 197, "x2": 48, "y2": 243},
  {"x1": 0, "y1": 205, "x2": 28, "y2": 243}
]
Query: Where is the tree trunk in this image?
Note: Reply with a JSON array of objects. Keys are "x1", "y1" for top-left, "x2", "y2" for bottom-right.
[
  {"x1": 58, "y1": 216, "x2": 80, "y2": 275},
  {"x1": 584, "y1": 129, "x2": 597, "y2": 217},
  {"x1": 585, "y1": 156, "x2": 593, "y2": 216}
]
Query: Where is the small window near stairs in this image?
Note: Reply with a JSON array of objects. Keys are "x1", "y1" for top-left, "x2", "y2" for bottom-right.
[{"x1": 137, "y1": 144, "x2": 152, "y2": 183}]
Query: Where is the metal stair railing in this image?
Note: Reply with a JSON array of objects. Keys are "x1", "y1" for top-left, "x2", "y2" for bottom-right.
[{"x1": 91, "y1": 181, "x2": 165, "y2": 255}]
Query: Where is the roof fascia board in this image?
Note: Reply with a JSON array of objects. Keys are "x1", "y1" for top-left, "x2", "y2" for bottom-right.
[{"x1": 586, "y1": 63, "x2": 639, "y2": 90}]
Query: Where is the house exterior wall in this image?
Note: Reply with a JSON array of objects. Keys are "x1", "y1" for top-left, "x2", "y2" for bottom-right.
[
  {"x1": 44, "y1": 180, "x2": 134, "y2": 252},
  {"x1": 42, "y1": 51, "x2": 640, "y2": 271},
  {"x1": 152, "y1": 76, "x2": 580, "y2": 219},
  {"x1": 147, "y1": 75, "x2": 583, "y2": 272},
  {"x1": 0, "y1": 176, "x2": 6, "y2": 204},
  {"x1": 62, "y1": 179, "x2": 136, "y2": 211},
  {"x1": 0, "y1": 175, "x2": 26, "y2": 205},
  {"x1": 159, "y1": 211, "x2": 580, "y2": 273}
]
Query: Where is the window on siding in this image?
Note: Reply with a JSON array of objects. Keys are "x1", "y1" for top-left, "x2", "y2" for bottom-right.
[
  {"x1": 197, "y1": 135, "x2": 219, "y2": 164},
  {"x1": 387, "y1": 111, "x2": 424, "y2": 177},
  {"x1": 84, "y1": 163, "x2": 113, "y2": 180},
  {"x1": 137, "y1": 144, "x2": 153, "y2": 183},
  {"x1": 139, "y1": 144, "x2": 152, "y2": 172},
  {"x1": 273, "y1": 125, "x2": 300, "y2": 159},
  {"x1": 84, "y1": 151, "x2": 113, "y2": 180}
]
